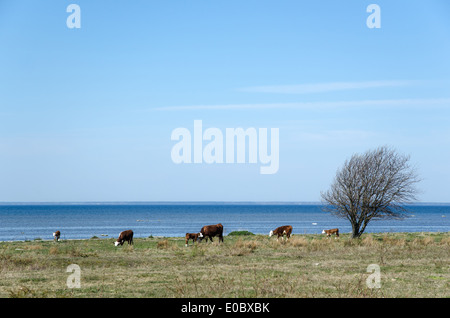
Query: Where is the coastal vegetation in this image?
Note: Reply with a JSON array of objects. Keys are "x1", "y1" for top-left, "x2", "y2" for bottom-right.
[{"x1": 0, "y1": 232, "x2": 448, "y2": 298}]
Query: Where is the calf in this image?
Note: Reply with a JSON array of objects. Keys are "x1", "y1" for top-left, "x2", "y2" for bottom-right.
[
  {"x1": 322, "y1": 228, "x2": 339, "y2": 239},
  {"x1": 269, "y1": 225, "x2": 292, "y2": 241},
  {"x1": 199, "y1": 223, "x2": 224, "y2": 243},
  {"x1": 53, "y1": 231, "x2": 61, "y2": 242},
  {"x1": 185, "y1": 232, "x2": 203, "y2": 246},
  {"x1": 114, "y1": 230, "x2": 134, "y2": 246}
]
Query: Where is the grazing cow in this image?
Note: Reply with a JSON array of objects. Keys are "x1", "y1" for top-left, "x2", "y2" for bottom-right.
[
  {"x1": 199, "y1": 223, "x2": 224, "y2": 243},
  {"x1": 269, "y1": 225, "x2": 293, "y2": 241},
  {"x1": 322, "y1": 228, "x2": 339, "y2": 239},
  {"x1": 53, "y1": 231, "x2": 61, "y2": 242},
  {"x1": 185, "y1": 232, "x2": 203, "y2": 247},
  {"x1": 114, "y1": 230, "x2": 134, "y2": 246}
]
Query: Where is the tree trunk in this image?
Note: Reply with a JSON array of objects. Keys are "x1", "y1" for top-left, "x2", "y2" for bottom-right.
[{"x1": 351, "y1": 222, "x2": 362, "y2": 239}]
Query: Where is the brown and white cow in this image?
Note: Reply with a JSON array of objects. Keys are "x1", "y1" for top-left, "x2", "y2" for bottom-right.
[
  {"x1": 322, "y1": 228, "x2": 339, "y2": 239},
  {"x1": 114, "y1": 230, "x2": 134, "y2": 246},
  {"x1": 269, "y1": 225, "x2": 292, "y2": 241},
  {"x1": 185, "y1": 232, "x2": 203, "y2": 246},
  {"x1": 199, "y1": 223, "x2": 224, "y2": 243},
  {"x1": 53, "y1": 231, "x2": 61, "y2": 242}
]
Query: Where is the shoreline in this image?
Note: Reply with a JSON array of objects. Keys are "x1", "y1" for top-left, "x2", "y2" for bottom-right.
[{"x1": 1, "y1": 231, "x2": 448, "y2": 243}]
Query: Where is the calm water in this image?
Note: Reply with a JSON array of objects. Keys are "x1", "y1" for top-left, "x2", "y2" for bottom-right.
[{"x1": 0, "y1": 203, "x2": 448, "y2": 241}]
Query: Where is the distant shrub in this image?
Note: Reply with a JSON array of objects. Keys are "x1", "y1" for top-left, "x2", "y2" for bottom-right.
[{"x1": 228, "y1": 231, "x2": 255, "y2": 236}]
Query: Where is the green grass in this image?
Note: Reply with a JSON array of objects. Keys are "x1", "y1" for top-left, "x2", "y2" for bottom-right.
[
  {"x1": 0, "y1": 232, "x2": 448, "y2": 298},
  {"x1": 228, "y1": 230, "x2": 255, "y2": 236}
]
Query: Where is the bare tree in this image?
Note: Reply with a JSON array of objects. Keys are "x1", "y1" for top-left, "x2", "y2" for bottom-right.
[{"x1": 321, "y1": 146, "x2": 420, "y2": 238}]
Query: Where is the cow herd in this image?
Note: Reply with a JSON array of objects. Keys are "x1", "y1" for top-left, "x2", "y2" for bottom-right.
[{"x1": 51, "y1": 224, "x2": 340, "y2": 246}]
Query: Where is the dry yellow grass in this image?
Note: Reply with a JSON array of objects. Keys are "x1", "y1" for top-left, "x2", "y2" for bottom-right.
[{"x1": 0, "y1": 232, "x2": 448, "y2": 298}]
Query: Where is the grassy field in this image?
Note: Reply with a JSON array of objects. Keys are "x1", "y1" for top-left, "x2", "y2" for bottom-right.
[{"x1": 0, "y1": 232, "x2": 448, "y2": 298}]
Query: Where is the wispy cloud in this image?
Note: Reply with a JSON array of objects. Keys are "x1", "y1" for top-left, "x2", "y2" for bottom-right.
[
  {"x1": 153, "y1": 98, "x2": 450, "y2": 111},
  {"x1": 239, "y1": 80, "x2": 416, "y2": 94},
  {"x1": 295, "y1": 129, "x2": 378, "y2": 142}
]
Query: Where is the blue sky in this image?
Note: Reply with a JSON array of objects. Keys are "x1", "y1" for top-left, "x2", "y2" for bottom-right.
[{"x1": 1, "y1": 0, "x2": 449, "y2": 202}]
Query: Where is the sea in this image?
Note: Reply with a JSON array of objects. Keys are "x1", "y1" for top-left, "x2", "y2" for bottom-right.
[{"x1": 0, "y1": 203, "x2": 449, "y2": 241}]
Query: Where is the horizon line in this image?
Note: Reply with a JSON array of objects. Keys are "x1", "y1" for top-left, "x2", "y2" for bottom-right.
[{"x1": 1, "y1": 201, "x2": 449, "y2": 205}]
